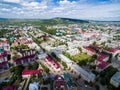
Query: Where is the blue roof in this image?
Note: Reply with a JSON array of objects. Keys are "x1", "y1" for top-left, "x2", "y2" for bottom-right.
[
  {"x1": 0, "y1": 48, "x2": 4, "y2": 53},
  {"x1": 63, "y1": 73, "x2": 74, "y2": 88}
]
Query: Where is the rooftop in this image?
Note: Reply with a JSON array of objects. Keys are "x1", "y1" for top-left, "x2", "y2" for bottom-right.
[
  {"x1": 97, "y1": 61, "x2": 109, "y2": 69},
  {"x1": 111, "y1": 72, "x2": 120, "y2": 84},
  {"x1": 22, "y1": 69, "x2": 43, "y2": 75}
]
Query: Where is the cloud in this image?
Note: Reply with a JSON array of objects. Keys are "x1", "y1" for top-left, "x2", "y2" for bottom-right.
[
  {"x1": 0, "y1": 0, "x2": 120, "y2": 20},
  {"x1": 3, "y1": 0, "x2": 21, "y2": 3},
  {"x1": 1, "y1": 8, "x2": 11, "y2": 12}
]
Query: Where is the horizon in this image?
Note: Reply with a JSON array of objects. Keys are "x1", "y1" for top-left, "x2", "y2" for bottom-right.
[{"x1": 0, "y1": 0, "x2": 120, "y2": 21}]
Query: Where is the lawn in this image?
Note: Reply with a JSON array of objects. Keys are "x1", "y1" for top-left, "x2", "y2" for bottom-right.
[{"x1": 71, "y1": 53, "x2": 90, "y2": 62}]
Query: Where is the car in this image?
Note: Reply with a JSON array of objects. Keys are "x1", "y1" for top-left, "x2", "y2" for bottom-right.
[{"x1": 85, "y1": 85, "x2": 88, "y2": 87}]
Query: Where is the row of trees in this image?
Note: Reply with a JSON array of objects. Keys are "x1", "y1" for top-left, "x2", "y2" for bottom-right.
[
  {"x1": 39, "y1": 62, "x2": 50, "y2": 73},
  {"x1": 100, "y1": 66, "x2": 118, "y2": 86},
  {"x1": 26, "y1": 62, "x2": 39, "y2": 70}
]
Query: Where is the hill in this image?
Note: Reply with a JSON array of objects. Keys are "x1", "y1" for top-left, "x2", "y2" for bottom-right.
[{"x1": 0, "y1": 17, "x2": 89, "y2": 26}]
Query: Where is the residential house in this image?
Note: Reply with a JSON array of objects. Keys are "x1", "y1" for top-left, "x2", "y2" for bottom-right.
[
  {"x1": 14, "y1": 49, "x2": 36, "y2": 65},
  {"x1": 0, "y1": 40, "x2": 10, "y2": 52},
  {"x1": 53, "y1": 75, "x2": 65, "y2": 90},
  {"x1": 45, "y1": 56, "x2": 60, "y2": 71},
  {"x1": 110, "y1": 72, "x2": 120, "y2": 88},
  {"x1": 82, "y1": 46, "x2": 96, "y2": 56},
  {"x1": 0, "y1": 49, "x2": 9, "y2": 72},
  {"x1": 71, "y1": 64, "x2": 96, "y2": 82},
  {"x1": 22, "y1": 69, "x2": 43, "y2": 78},
  {"x1": 66, "y1": 48, "x2": 80, "y2": 56}
]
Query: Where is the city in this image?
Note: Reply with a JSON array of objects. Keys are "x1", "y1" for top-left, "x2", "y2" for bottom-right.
[
  {"x1": 0, "y1": 19, "x2": 120, "y2": 90},
  {"x1": 0, "y1": 0, "x2": 120, "y2": 90}
]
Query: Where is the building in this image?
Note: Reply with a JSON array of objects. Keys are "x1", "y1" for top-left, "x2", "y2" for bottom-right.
[
  {"x1": 0, "y1": 40, "x2": 10, "y2": 52},
  {"x1": 29, "y1": 82, "x2": 40, "y2": 90},
  {"x1": 105, "y1": 48, "x2": 120, "y2": 57},
  {"x1": 95, "y1": 52, "x2": 109, "y2": 71},
  {"x1": 63, "y1": 73, "x2": 75, "y2": 90},
  {"x1": 71, "y1": 64, "x2": 96, "y2": 82},
  {"x1": 2, "y1": 85, "x2": 17, "y2": 90},
  {"x1": 56, "y1": 54, "x2": 73, "y2": 67},
  {"x1": 53, "y1": 75, "x2": 65, "y2": 90},
  {"x1": 14, "y1": 37, "x2": 40, "y2": 50},
  {"x1": 14, "y1": 48, "x2": 36, "y2": 65},
  {"x1": 22, "y1": 69, "x2": 43, "y2": 78},
  {"x1": 0, "y1": 49, "x2": 9, "y2": 72},
  {"x1": 66, "y1": 48, "x2": 80, "y2": 56},
  {"x1": 45, "y1": 56, "x2": 60, "y2": 71},
  {"x1": 82, "y1": 46, "x2": 96, "y2": 56},
  {"x1": 110, "y1": 72, "x2": 120, "y2": 88}
]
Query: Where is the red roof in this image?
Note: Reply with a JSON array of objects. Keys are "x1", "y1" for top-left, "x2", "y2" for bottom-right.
[
  {"x1": 22, "y1": 69, "x2": 43, "y2": 75},
  {"x1": 83, "y1": 46, "x2": 96, "y2": 53},
  {"x1": 106, "y1": 48, "x2": 120, "y2": 53},
  {"x1": 90, "y1": 44, "x2": 101, "y2": 49},
  {"x1": 97, "y1": 61, "x2": 109, "y2": 69},
  {"x1": 46, "y1": 56, "x2": 60, "y2": 69},
  {"x1": 0, "y1": 61, "x2": 7, "y2": 66},
  {"x1": 24, "y1": 41, "x2": 33, "y2": 44},
  {"x1": 54, "y1": 75, "x2": 65, "y2": 88},
  {"x1": 0, "y1": 51, "x2": 7, "y2": 58},
  {"x1": 14, "y1": 54, "x2": 35, "y2": 62},
  {"x1": 2, "y1": 85, "x2": 16, "y2": 90},
  {"x1": 0, "y1": 40, "x2": 9, "y2": 44},
  {"x1": 97, "y1": 52, "x2": 109, "y2": 62}
]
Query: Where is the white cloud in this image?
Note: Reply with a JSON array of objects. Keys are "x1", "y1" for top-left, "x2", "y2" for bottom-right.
[
  {"x1": 1, "y1": 8, "x2": 11, "y2": 12},
  {"x1": 3, "y1": 0, "x2": 21, "y2": 3},
  {"x1": 0, "y1": 0, "x2": 120, "y2": 20}
]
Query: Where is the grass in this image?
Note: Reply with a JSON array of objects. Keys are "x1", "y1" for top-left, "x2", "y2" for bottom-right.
[{"x1": 71, "y1": 53, "x2": 90, "y2": 62}]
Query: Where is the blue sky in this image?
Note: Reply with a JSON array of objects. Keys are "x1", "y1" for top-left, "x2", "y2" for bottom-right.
[{"x1": 0, "y1": 0, "x2": 120, "y2": 21}]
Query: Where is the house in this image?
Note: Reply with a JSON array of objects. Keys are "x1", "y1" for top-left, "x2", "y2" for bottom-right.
[
  {"x1": 56, "y1": 54, "x2": 73, "y2": 67},
  {"x1": 45, "y1": 56, "x2": 60, "y2": 71},
  {"x1": 82, "y1": 46, "x2": 96, "y2": 56},
  {"x1": 22, "y1": 69, "x2": 43, "y2": 78},
  {"x1": 110, "y1": 72, "x2": 120, "y2": 88},
  {"x1": 14, "y1": 54, "x2": 36, "y2": 65},
  {"x1": 96, "y1": 61, "x2": 109, "y2": 71},
  {"x1": 2, "y1": 85, "x2": 17, "y2": 90},
  {"x1": 14, "y1": 48, "x2": 36, "y2": 65},
  {"x1": 71, "y1": 64, "x2": 96, "y2": 82},
  {"x1": 0, "y1": 40, "x2": 10, "y2": 52},
  {"x1": 63, "y1": 73, "x2": 75, "y2": 90},
  {"x1": 17, "y1": 48, "x2": 36, "y2": 57},
  {"x1": 54, "y1": 75, "x2": 65, "y2": 90},
  {"x1": 0, "y1": 49, "x2": 9, "y2": 72},
  {"x1": 29, "y1": 82, "x2": 40, "y2": 90},
  {"x1": 95, "y1": 52, "x2": 110, "y2": 71},
  {"x1": 96, "y1": 52, "x2": 109, "y2": 63},
  {"x1": 14, "y1": 37, "x2": 40, "y2": 50},
  {"x1": 105, "y1": 48, "x2": 120, "y2": 57},
  {"x1": 66, "y1": 48, "x2": 80, "y2": 56}
]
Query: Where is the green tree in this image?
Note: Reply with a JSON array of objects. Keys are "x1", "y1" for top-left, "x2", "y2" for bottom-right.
[
  {"x1": 32, "y1": 62, "x2": 39, "y2": 70},
  {"x1": 9, "y1": 67, "x2": 15, "y2": 73}
]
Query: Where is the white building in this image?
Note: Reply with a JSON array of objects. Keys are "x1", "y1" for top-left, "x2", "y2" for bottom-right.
[
  {"x1": 55, "y1": 53, "x2": 73, "y2": 67},
  {"x1": 110, "y1": 72, "x2": 120, "y2": 88},
  {"x1": 66, "y1": 48, "x2": 80, "y2": 56},
  {"x1": 29, "y1": 82, "x2": 40, "y2": 90},
  {"x1": 71, "y1": 64, "x2": 96, "y2": 82}
]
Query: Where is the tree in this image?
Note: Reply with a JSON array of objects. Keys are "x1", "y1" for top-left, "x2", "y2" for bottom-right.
[
  {"x1": 32, "y1": 62, "x2": 39, "y2": 70},
  {"x1": 14, "y1": 65, "x2": 24, "y2": 76},
  {"x1": 92, "y1": 54, "x2": 97, "y2": 59},
  {"x1": 95, "y1": 85, "x2": 100, "y2": 90},
  {"x1": 27, "y1": 64, "x2": 32, "y2": 70},
  {"x1": 9, "y1": 67, "x2": 15, "y2": 73}
]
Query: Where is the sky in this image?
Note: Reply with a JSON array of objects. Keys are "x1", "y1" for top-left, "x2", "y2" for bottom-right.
[{"x1": 0, "y1": 0, "x2": 120, "y2": 21}]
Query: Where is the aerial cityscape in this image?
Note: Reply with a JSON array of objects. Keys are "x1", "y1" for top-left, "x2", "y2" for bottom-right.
[{"x1": 0, "y1": 0, "x2": 120, "y2": 90}]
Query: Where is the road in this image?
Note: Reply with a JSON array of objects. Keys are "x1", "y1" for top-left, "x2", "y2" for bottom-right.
[{"x1": 23, "y1": 76, "x2": 30, "y2": 90}]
